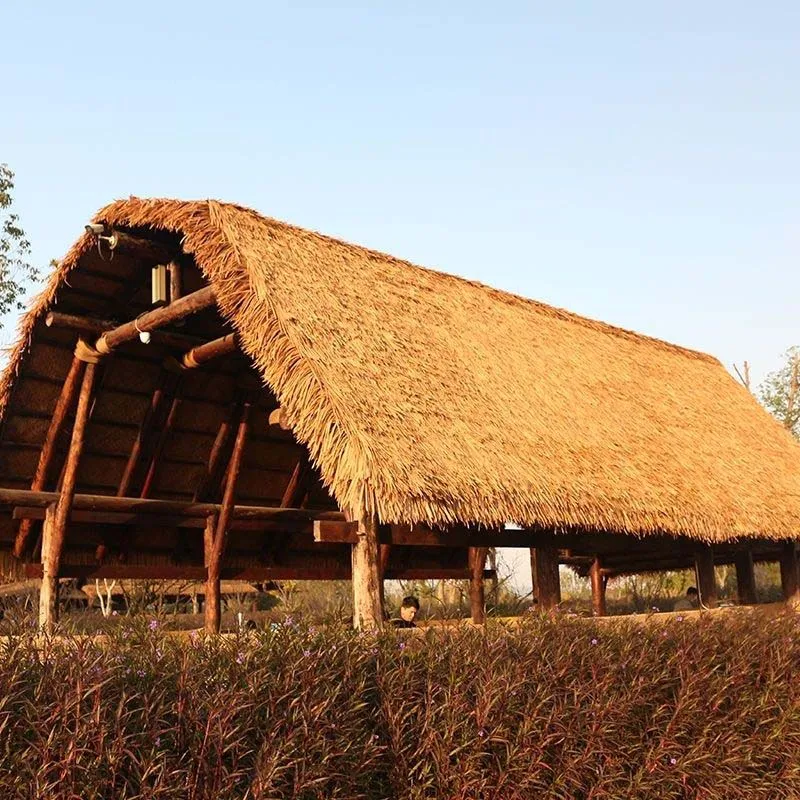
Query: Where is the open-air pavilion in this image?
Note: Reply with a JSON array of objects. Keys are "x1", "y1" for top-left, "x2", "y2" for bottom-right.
[{"x1": 1, "y1": 198, "x2": 799, "y2": 631}]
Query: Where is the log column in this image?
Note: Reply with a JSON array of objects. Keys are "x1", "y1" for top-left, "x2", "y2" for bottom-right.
[
  {"x1": 694, "y1": 545, "x2": 718, "y2": 609},
  {"x1": 734, "y1": 547, "x2": 757, "y2": 605},
  {"x1": 205, "y1": 403, "x2": 250, "y2": 633},
  {"x1": 469, "y1": 546, "x2": 488, "y2": 624},
  {"x1": 39, "y1": 352, "x2": 98, "y2": 631},
  {"x1": 779, "y1": 541, "x2": 800, "y2": 608},
  {"x1": 589, "y1": 557, "x2": 606, "y2": 616},
  {"x1": 530, "y1": 546, "x2": 561, "y2": 610},
  {"x1": 351, "y1": 512, "x2": 383, "y2": 629},
  {"x1": 13, "y1": 355, "x2": 86, "y2": 559}
]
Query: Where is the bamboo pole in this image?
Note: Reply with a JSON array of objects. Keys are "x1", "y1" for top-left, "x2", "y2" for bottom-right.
[
  {"x1": 205, "y1": 404, "x2": 250, "y2": 634},
  {"x1": 13, "y1": 356, "x2": 86, "y2": 559},
  {"x1": 351, "y1": 512, "x2": 383, "y2": 629},
  {"x1": 39, "y1": 361, "x2": 97, "y2": 631}
]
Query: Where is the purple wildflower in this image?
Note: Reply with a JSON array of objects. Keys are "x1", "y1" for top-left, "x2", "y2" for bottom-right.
[
  {"x1": 591, "y1": 638, "x2": 598, "y2": 645},
  {"x1": 148, "y1": 619, "x2": 159, "y2": 631}
]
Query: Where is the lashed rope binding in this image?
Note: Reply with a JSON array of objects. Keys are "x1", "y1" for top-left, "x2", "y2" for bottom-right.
[{"x1": 74, "y1": 338, "x2": 103, "y2": 364}]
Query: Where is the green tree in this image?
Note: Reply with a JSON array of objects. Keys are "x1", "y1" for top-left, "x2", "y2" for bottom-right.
[
  {"x1": 758, "y1": 346, "x2": 800, "y2": 439},
  {"x1": 0, "y1": 164, "x2": 40, "y2": 318}
]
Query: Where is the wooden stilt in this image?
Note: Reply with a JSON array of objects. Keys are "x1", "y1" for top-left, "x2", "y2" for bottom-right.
[
  {"x1": 469, "y1": 546, "x2": 488, "y2": 623},
  {"x1": 530, "y1": 546, "x2": 561, "y2": 610},
  {"x1": 779, "y1": 541, "x2": 800, "y2": 607},
  {"x1": 589, "y1": 557, "x2": 606, "y2": 616},
  {"x1": 39, "y1": 360, "x2": 97, "y2": 631},
  {"x1": 734, "y1": 547, "x2": 757, "y2": 605},
  {"x1": 13, "y1": 356, "x2": 86, "y2": 559},
  {"x1": 205, "y1": 404, "x2": 250, "y2": 634},
  {"x1": 378, "y1": 540, "x2": 391, "y2": 615},
  {"x1": 351, "y1": 512, "x2": 383, "y2": 629},
  {"x1": 203, "y1": 513, "x2": 220, "y2": 633},
  {"x1": 694, "y1": 545, "x2": 718, "y2": 609}
]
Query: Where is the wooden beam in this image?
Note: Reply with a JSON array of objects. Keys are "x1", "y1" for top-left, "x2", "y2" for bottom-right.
[
  {"x1": 0, "y1": 488, "x2": 346, "y2": 521},
  {"x1": 779, "y1": 540, "x2": 800, "y2": 607},
  {"x1": 281, "y1": 452, "x2": 313, "y2": 508},
  {"x1": 735, "y1": 547, "x2": 757, "y2": 605},
  {"x1": 192, "y1": 404, "x2": 240, "y2": 502},
  {"x1": 531, "y1": 546, "x2": 561, "y2": 610},
  {"x1": 39, "y1": 361, "x2": 97, "y2": 631},
  {"x1": 24, "y1": 563, "x2": 497, "y2": 582},
  {"x1": 694, "y1": 545, "x2": 718, "y2": 609},
  {"x1": 98, "y1": 228, "x2": 176, "y2": 264},
  {"x1": 95, "y1": 285, "x2": 216, "y2": 355},
  {"x1": 469, "y1": 546, "x2": 488, "y2": 623},
  {"x1": 351, "y1": 512, "x2": 383, "y2": 630},
  {"x1": 13, "y1": 355, "x2": 86, "y2": 559},
  {"x1": 139, "y1": 389, "x2": 182, "y2": 498},
  {"x1": 206, "y1": 403, "x2": 250, "y2": 633},
  {"x1": 181, "y1": 333, "x2": 239, "y2": 369},
  {"x1": 589, "y1": 557, "x2": 606, "y2": 616},
  {"x1": 268, "y1": 407, "x2": 292, "y2": 431},
  {"x1": 116, "y1": 374, "x2": 171, "y2": 497},
  {"x1": 46, "y1": 312, "x2": 206, "y2": 351}
]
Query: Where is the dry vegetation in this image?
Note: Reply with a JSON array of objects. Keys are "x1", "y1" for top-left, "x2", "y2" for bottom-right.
[{"x1": 0, "y1": 610, "x2": 798, "y2": 799}]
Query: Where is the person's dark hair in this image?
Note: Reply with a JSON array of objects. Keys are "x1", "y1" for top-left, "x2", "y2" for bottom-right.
[
  {"x1": 687, "y1": 587, "x2": 698, "y2": 596},
  {"x1": 401, "y1": 596, "x2": 420, "y2": 610}
]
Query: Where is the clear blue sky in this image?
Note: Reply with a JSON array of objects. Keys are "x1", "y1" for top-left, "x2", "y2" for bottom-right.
[
  {"x1": 3, "y1": 2, "x2": 798, "y2": 386},
  {"x1": 4, "y1": 2, "x2": 799, "y2": 593}
]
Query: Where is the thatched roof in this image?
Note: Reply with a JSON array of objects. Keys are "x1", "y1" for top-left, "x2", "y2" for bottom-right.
[{"x1": 2, "y1": 198, "x2": 799, "y2": 543}]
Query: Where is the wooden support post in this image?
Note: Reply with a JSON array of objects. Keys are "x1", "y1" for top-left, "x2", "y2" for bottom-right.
[
  {"x1": 589, "y1": 556, "x2": 606, "y2": 616},
  {"x1": 192, "y1": 405, "x2": 239, "y2": 502},
  {"x1": 779, "y1": 540, "x2": 800, "y2": 608},
  {"x1": 205, "y1": 404, "x2": 250, "y2": 634},
  {"x1": 378, "y1": 542, "x2": 391, "y2": 614},
  {"x1": 734, "y1": 547, "x2": 757, "y2": 605},
  {"x1": 94, "y1": 285, "x2": 215, "y2": 355},
  {"x1": 13, "y1": 355, "x2": 86, "y2": 559},
  {"x1": 117, "y1": 374, "x2": 170, "y2": 497},
  {"x1": 530, "y1": 546, "x2": 561, "y2": 610},
  {"x1": 351, "y1": 512, "x2": 383, "y2": 630},
  {"x1": 694, "y1": 545, "x2": 718, "y2": 609},
  {"x1": 139, "y1": 387, "x2": 182, "y2": 498},
  {"x1": 469, "y1": 546, "x2": 488, "y2": 623},
  {"x1": 39, "y1": 360, "x2": 97, "y2": 631},
  {"x1": 168, "y1": 261, "x2": 182, "y2": 303}
]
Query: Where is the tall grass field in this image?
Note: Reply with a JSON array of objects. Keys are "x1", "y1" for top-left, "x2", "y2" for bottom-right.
[{"x1": 0, "y1": 612, "x2": 798, "y2": 798}]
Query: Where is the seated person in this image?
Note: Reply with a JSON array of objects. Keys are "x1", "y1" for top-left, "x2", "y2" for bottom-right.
[
  {"x1": 390, "y1": 596, "x2": 420, "y2": 628},
  {"x1": 673, "y1": 586, "x2": 699, "y2": 612}
]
